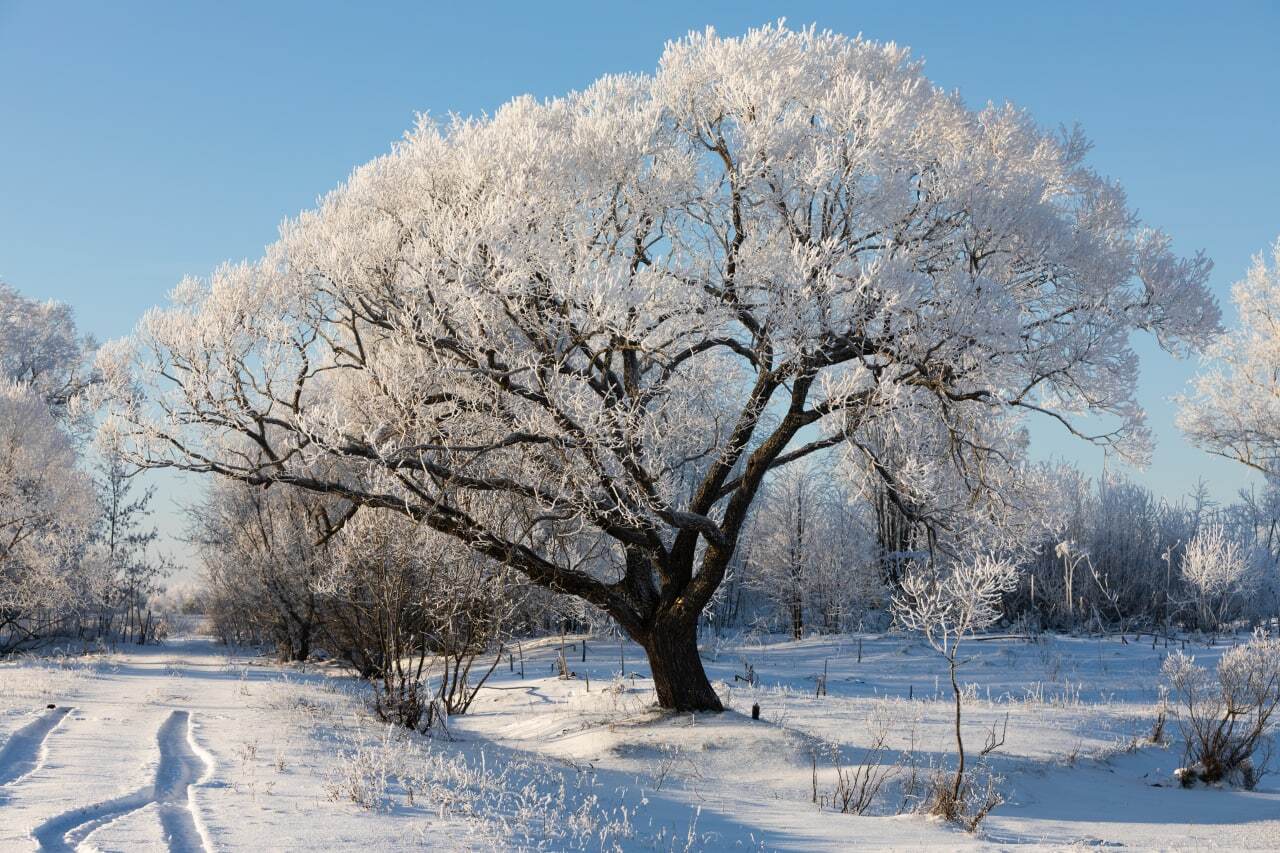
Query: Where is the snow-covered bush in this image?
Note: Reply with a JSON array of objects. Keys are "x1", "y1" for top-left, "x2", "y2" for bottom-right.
[
  {"x1": 322, "y1": 509, "x2": 518, "y2": 732},
  {"x1": 1163, "y1": 630, "x2": 1280, "y2": 788},
  {"x1": 191, "y1": 478, "x2": 335, "y2": 659}
]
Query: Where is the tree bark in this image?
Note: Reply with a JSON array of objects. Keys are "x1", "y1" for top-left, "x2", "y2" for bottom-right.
[{"x1": 640, "y1": 614, "x2": 723, "y2": 712}]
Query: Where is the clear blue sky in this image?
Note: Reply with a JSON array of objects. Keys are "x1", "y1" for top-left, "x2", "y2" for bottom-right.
[{"x1": 2, "y1": 1, "x2": 1278, "y2": 567}]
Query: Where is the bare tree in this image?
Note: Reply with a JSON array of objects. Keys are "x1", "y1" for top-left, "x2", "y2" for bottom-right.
[
  {"x1": 191, "y1": 479, "x2": 342, "y2": 660},
  {"x1": 892, "y1": 554, "x2": 1018, "y2": 817}
]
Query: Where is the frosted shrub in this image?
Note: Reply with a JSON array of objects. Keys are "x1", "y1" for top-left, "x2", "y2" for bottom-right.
[
  {"x1": 1163, "y1": 630, "x2": 1280, "y2": 788},
  {"x1": 1180, "y1": 526, "x2": 1252, "y2": 632},
  {"x1": 324, "y1": 730, "x2": 394, "y2": 810}
]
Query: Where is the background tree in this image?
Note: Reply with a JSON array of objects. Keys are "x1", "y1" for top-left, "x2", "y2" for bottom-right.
[
  {"x1": 1181, "y1": 237, "x2": 1280, "y2": 476},
  {"x1": 192, "y1": 477, "x2": 342, "y2": 660},
  {"x1": 1180, "y1": 525, "x2": 1255, "y2": 632},
  {"x1": 0, "y1": 382, "x2": 99, "y2": 651},
  {"x1": 101, "y1": 24, "x2": 1218, "y2": 710},
  {"x1": 95, "y1": 449, "x2": 171, "y2": 644},
  {"x1": 0, "y1": 282, "x2": 97, "y2": 427},
  {"x1": 0, "y1": 283, "x2": 100, "y2": 652},
  {"x1": 745, "y1": 461, "x2": 879, "y2": 636}
]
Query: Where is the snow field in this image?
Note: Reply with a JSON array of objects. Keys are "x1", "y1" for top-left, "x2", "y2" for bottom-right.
[{"x1": 1, "y1": 631, "x2": 1278, "y2": 850}]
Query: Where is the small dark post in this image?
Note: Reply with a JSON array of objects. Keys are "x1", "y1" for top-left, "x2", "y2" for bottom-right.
[
  {"x1": 582, "y1": 638, "x2": 587, "y2": 663},
  {"x1": 518, "y1": 641, "x2": 525, "y2": 679},
  {"x1": 857, "y1": 638, "x2": 863, "y2": 664},
  {"x1": 751, "y1": 703, "x2": 760, "y2": 721},
  {"x1": 908, "y1": 684, "x2": 913, "y2": 700}
]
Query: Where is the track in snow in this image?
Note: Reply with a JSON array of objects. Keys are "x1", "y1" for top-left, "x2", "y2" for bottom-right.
[
  {"x1": 31, "y1": 710, "x2": 212, "y2": 853},
  {"x1": 0, "y1": 706, "x2": 72, "y2": 793}
]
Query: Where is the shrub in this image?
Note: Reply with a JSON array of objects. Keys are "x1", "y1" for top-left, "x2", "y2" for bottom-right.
[{"x1": 1163, "y1": 630, "x2": 1280, "y2": 788}]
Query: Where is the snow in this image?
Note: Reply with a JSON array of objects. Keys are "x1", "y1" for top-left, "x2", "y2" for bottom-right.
[{"x1": 1, "y1": 632, "x2": 1278, "y2": 850}]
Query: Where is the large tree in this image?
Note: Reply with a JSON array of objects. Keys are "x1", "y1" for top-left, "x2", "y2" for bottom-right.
[{"x1": 100, "y1": 25, "x2": 1217, "y2": 710}]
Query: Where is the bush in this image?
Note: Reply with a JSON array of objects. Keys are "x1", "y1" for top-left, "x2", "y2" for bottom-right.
[
  {"x1": 1163, "y1": 630, "x2": 1280, "y2": 788},
  {"x1": 918, "y1": 766, "x2": 1003, "y2": 831}
]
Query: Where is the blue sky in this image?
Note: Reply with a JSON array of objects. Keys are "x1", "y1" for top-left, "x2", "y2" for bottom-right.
[{"x1": 2, "y1": 1, "x2": 1278, "y2": 564}]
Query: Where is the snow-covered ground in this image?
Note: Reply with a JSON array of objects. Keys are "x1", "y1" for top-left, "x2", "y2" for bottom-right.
[{"x1": 1, "y1": 630, "x2": 1277, "y2": 851}]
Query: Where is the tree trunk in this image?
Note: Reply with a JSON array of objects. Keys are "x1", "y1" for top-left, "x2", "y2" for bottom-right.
[
  {"x1": 641, "y1": 615, "x2": 723, "y2": 712},
  {"x1": 949, "y1": 655, "x2": 965, "y2": 805}
]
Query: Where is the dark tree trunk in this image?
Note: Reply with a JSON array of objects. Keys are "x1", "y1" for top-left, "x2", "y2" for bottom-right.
[{"x1": 640, "y1": 613, "x2": 723, "y2": 712}]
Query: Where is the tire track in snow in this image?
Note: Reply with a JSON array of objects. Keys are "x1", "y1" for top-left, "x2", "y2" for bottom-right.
[
  {"x1": 155, "y1": 710, "x2": 213, "y2": 852},
  {"x1": 31, "y1": 710, "x2": 213, "y2": 853},
  {"x1": 0, "y1": 706, "x2": 72, "y2": 792}
]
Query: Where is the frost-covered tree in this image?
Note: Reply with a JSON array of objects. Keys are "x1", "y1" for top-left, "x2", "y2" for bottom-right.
[
  {"x1": 0, "y1": 382, "x2": 98, "y2": 651},
  {"x1": 1180, "y1": 525, "x2": 1253, "y2": 631},
  {"x1": 747, "y1": 462, "x2": 829, "y2": 639},
  {"x1": 100, "y1": 24, "x2": 1218, "y2": 710},
  {"x1": 0, "y1": 282, "x2": 97, "y2": 424},
  {"x1": 1181, "y1": 238, "x2": 1280, "y2": 475},
  {"x1": 95, "y1": 450, "x2": 171, "y2": 644},
  {"x1": 0, "y1": 284, "x2": 102, "y2": 650}
]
